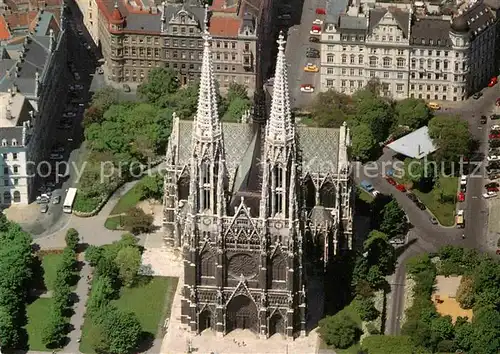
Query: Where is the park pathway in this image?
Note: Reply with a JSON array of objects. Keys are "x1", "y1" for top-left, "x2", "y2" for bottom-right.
[{"x1": 64, "y1": 254, "x2": 91, "y2": 354}]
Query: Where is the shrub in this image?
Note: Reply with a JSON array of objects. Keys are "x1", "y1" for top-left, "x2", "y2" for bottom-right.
[
  {"x1": 456, "y1": 276, "x2": 475, "y2": 309},
  {"x1": 65, "y1": 228, "x2": 80, "y2": 250},
  {"x1": 52, "y1": 283, "x2": 73, "y2": 311},
  {"x1": 318, "y1": 313, "x2": 360, "y2": 349},
  {"x1": 353, "y1": 297, "x2": 379, "y2": 322},
  {"x1": 122, "y1": 207, "x2": 154, "y2": 235},
  {"x1": 85, "y1": 245, "x2": 104, "y2": 266},
  {"x1": 41, "y1": 309, "x2": 67, "y2": 348}
]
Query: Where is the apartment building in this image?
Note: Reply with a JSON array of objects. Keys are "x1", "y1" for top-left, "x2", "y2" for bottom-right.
[
  {"x1": 0, "y1": 90, "x2": 33, "y2": 204},
  {"x1": 0, "y1": 8, "x2": 69, "y2": 203},
  {"x1": 320, "y1": 0, "x2": 499, "y2": 101},
  {"x1": 93, "y1": 0, "x2": 257, "y2": 93}
]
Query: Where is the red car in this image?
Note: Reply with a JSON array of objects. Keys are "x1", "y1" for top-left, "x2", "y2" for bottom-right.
[
  {"x1": 487, "y1": 187, "x2": 499, "y2": 192},
  {"x1": 490, "y1": 133, "x2": 500, "y2": 139},
  {"x1": 396, "y1": 184, "x2": 406, "y2": 192},
  {"x1": 316, "y1": 8, "x2": 326, "y2": 14},
  {"x1": 496, "y1": 249, "x2": 500, "y2": 255},
  {"x1": 458, "y1": 191, "x2": 465, "y2": 202},
  {"x1": 385, "y1": 176, "x2": 397, "y2": 186},
  {"x1": 496, "y1": 98, "x2": 500, "y2": 107},
  {"x1": 489, "y1": 77, "x2": 498, "y2": 87}
]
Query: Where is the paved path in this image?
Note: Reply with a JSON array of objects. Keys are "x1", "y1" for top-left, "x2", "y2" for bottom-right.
[{"x1": 64, "y1": 254, "x2": 91, "y2": 353}]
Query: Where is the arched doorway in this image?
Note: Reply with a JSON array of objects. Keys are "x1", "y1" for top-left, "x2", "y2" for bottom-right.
[
  {"x1": 226, "y1": 295, "x2": 258, "y2": 333},
  {"x1": 13, "y1": 191, "x2": 20, "y2": 203},
  {"x1": 269, "y1": 312, "x2": 285, "y2": 336},
  {"x1": 198, "y1": 309, "x2": 212, "y2": 332}
]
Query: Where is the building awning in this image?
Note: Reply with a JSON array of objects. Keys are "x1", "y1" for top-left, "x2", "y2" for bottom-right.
[{"x1": 387, "y1": 126, "x2": 437, "y2": 159}]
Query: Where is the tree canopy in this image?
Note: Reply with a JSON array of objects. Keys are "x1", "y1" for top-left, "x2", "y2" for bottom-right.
[
  {"x1": 428, "y1": 115, "x2": 471, "y2": 162},
  {"x1": 394, "y1": 98, "x2": 432, "y2": 130},
  {"x1": 318, "y1": 312, "x2": 360, "y2": 349},
  {"x1": 350, "y1": 123, "x2": 376, "y2": 162}
]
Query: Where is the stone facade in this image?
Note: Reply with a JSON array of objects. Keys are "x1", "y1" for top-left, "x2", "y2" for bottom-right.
[
  {"x1": 163, "y1": 32, "x2": 354, "y2": 338},
  {"x1": 320, "y1": 0, "x2": 500, "y2": 101}
]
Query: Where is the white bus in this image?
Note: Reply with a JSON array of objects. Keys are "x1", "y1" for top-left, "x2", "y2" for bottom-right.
[{"x1": 63, "y1": 188, "x2": 78, "y2": 213}]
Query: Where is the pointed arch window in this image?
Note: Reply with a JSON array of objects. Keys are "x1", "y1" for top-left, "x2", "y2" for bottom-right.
[
  {"x1": 271, "y1": 254, "x2": 286, "y2": 282},
  {"x1": 200, "y1": 251, "x2": 216, "y2": 277},
  {"x1": 201, "y1": 160, "x2": 211, "y2": 211},
  {"x1": 273, "y1": 165, "x2": 284, "y2": 215}
]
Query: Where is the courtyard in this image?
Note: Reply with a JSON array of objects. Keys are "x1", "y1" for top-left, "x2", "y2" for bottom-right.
[{"x1": 432, "y1": 275, "x2": 473, "y2": 323}]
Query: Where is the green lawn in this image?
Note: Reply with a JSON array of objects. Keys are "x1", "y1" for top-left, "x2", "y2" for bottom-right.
[
  {"x1": 104, "y1": 215, "x2": 122, "y2": 230},
  {"x1": 80, "y1": 276, "x2": 179, "y2": 353},
  {"x1": 26, "y1": 253, "x2": 66, "y2": 350},
  {"x1": 42, "y1": 253, "x2": 63, "y2": 291},
  {"x1": 413, "y1": 176, "x2": 458, "y2": 226},
  {"x1": 110, "y1": 182, "x2": 144, "y2": 215},
  {"x1": 358, "y1": 188, "x2": 374, "y2": 203},
  {"x1": 26, "y1": 298, "x2": 54, "y2": 351}
]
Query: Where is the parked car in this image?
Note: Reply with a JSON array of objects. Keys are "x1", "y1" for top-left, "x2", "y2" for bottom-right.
[
  {"x1": 480, "y1": 115, "x2": 487, "y2": 124},
  {"x1": 303, "y1": 64, "x2": 319, "y2": 73},
  {"x1": 49, "y1": 154, "x2": 64, "y2": 160},
  {"x1": 52, "y1": 195, "x2": 61, "y2": 204},
  {"x1": 74, "y1": 72, "x2": 80, "y2": 81},
  {"x1": 430, "y1": 217, "x2": 438, "y2": 225},
  {"x1": 483, "y1": 191, "x2": 498, "y2": 199},
  {"x1": 396, "y1": 184, "x2": 406, "y2": 192},
  {"x1": 389, "y1": 237, "x2": 405, "y2": 245},
  {"x1": 486, "y1": 182, "x2": 500, "y2": 188},
  {"x1": 309, "y1": 36, "x2": 319, "y2": 42},
  {"x1": 360, "y1": 180, "x2": 374, "y2": 192},
  {"x1": 460, "y1": 175, "x2": 467, "y2": 185},
  {"x1": 315, "y1": 7, "x2": 326, "y2": 14},
  {"x1": 385, "y1": 176, "x2": 397, "y2": 186},
  {"x1": 458, "y1": 191, "x2": 465, "y2": 202},
  {"x1": 416, "y1": 201, "x2": 426, "y2": 210},
  {"x1": 312, "y1": 19, "x2": 323, "y2": 25},
  {"x1": 489, "y1": 76, "x2": 498, "y2": 87},
  {"x1": 40, "y1": 204, "x2": 49, "y2": 213},
  {"x1": 36, "y1": 197, "x2": 49, "y2": 204},
  {"x1": 472, "y1": 92, "x2": 483, "y2": 99},
  {"x1": 300, "y1": 84, "x2": 314, "y2": 93},
  {"x1": 407, "y1": 193, "x2": 418, "y2": 202},
  {"x1": 491, "y1": 114, "x2": 500, "y2": 120}
]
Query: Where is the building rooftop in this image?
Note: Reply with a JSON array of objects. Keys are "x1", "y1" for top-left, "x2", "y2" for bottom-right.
[
  {"x1": 209, "y1": 15, "x2": 241, "y2": 37},
  {"x1": 387, "y1": 126, "x2": 437, "y2": 159},
  {"x1": 325, "y1": 0, "x2": 349, "y2": 25},
  {"x1": 0, "y1": 90, "x2": 33, "y2": 145},
  {"x1": 0, "y1": 15, "x2": 11, "y2": 41},
  {"x1": 410, "y1": 17, "x2": 453, "y2": 47},
  {"x1": 369, "y1": 8, "x2": 410, "y2": 38}
]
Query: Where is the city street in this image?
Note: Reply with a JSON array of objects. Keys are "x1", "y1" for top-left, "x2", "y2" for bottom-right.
[
  {"x1": 354, "y1": 86, "x2": 500, "y2": 335},
  {"x1": 285, "y1": 0, "x2": 325, "y2": 109}
]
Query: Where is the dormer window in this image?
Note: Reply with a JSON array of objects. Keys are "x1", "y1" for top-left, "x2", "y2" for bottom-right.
[
  {"x1": 11, "y1": 139, "x2": 17, "y2": 146},
  {"x1": 1, "y1": 139, "x2": 6, "y2": 146}
]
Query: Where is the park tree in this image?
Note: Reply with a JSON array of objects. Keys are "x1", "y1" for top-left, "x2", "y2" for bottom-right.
[
  {"x1": 114, "y1": 246, "x2": 142, "y2": 287},
  {"x1": 226, "y1": 82, "x2": 249, "y2": 102},
  {"x1": 379, "y1": 200, "x2": 407, "y2": 238},
  {"x1": 402, "y1": 158, "x2": 435, "y2": 186},
  {"x1": 350, "y1": 123, "x2": 377, "y2": 162},
  {"x1": 401, "y1": 319, "x2": 432, "y2": 349},
  {"x1": 85, "y1": 245, "x2": 104, "y2": 267},
  {"x1": 352, "y1": 90, "x2": 393, "y2": 142},
  {"x1": 361, "y1": 335, "x2": 420, "y2": 354},
  {"x1": 164, "y1": 82, "x2": 200, "y2": 118},
  {"x1": 353, "y1": 297, "x2": 379, "y2": 321},
  {"x1": 138, "y1": 68, "x2": 180, "y2": 104},
  {"x1": 139, "y1": 173, "x2": 164, "y2": 200},
  {"x1": 454, "y1": 319, "x2": 473, "y2": 351},
  {"x1": 428, "y1": 115, "x2": 471, "y2": 162},
  {"x1": 223, "y1": 97, "x2": 252, "y2": 122},
  {"x1": 41, "y1": 309, "x2": 67, "y2": 348},
  {"x1": 364, "y1": 230, "x2": 396, "y2": 276},
  {"x1": 123, "y1": 207, "x2": 154, "y2": 235},
  {"x1": 86, "y1": 276, "x2": 116, "y2": 318},
  {"x1": 470, "y1": 307, "x2": 500, "y2": 353},
  {"x1": 394, "y1": 98, "x2": 432, "y2": 130},
  {"x1": 92, "y1": 307, "x2": 143, "y2": 354},
  {"x1": 308, "y1": 90, "x2": 351, "y2": 127},
  {"x1": 430, "y1": 315, "x2": 454, "y2": 341},
  {"x1": 318, "y1": 313, "x2": 360, "y2": 349},
  {"x1": 0, "y1": 306, "x2": 20, "y2": 349},
  {"x1": 65, "y1": 228, "x2": 80, "y2": 251},
  {"x1": 456, "y1": 276, "x2": 475, "y2": 309},
  {"x1": 91, "y1": 86, "x2": 120, "y2": 111},
  {"x1": 83, "y1": 105, "x2": 104, "y2": 127},
  {"x1": 471, "y1": 256, "x2": 500, "y2": 295},
  {"x1": 52, "y1": 283, "x2": 72, "y2": 311}
]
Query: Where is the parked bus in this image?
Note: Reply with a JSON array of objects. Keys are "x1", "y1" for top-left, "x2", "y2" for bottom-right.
[{"x1": 63, "y1": 188, "x2": 78, "y2": 213}]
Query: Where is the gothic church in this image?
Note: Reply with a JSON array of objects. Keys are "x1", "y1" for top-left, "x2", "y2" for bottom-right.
[{"x1": 162, "y1": 31, "x2": 353, "y2": 338}]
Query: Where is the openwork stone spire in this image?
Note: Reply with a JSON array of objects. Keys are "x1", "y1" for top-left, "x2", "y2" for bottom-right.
[
  {"x1": 266, "y1": 31, "x2": 294, "y2": 145},
  {"x1": 192, "y1": 31, "x2": 221, "y2": 143}
]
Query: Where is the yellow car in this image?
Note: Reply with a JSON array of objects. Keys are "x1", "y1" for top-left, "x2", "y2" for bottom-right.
[
  {"x1": 304, "y1": 64, "x2": 319, "y2": 73},
  {"x1": 428, "y1": 102, "x2": 441, "y2": 110}
]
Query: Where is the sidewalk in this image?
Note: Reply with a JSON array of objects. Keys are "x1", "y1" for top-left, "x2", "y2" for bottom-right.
[{"x1": 64, "y1": 253, "x2": 91, "y2": 353}]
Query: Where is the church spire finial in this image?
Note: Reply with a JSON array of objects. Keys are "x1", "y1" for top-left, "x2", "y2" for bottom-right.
[
  {"x1": 266, "y1": 31, "x2": 294, "y2": 144},
  {"x1": 192, "y1": 30, "x2": 221, "y2": 143}
]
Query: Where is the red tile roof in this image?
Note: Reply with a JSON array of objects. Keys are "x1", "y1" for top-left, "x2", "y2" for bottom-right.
[
  {"x1": 209, "y1": 16, "x2": 241, "y2": 37},
  {"x1": 210, "y1": 0, "x2": 238, "y2": 13},
  {"x1": 6, "y1": 10, "x2": 37, "y2": 29},
  {"x1": 0, "y1": 15, "x2": 11, "y2": 40}
]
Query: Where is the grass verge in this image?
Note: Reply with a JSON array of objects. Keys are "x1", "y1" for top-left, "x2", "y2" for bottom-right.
[
  {"x1": 413, "y1": 176, "x2": 457, "y2": 226},
  {"x1": 110, "y1": 182, "x2": 143, "y2": 215},
  {"x1": 26, "y1": 298, "x2": 54, "y2": 351},
  {"x1": 104, "y1": 215, "x2": 122, "y2": 230},
  {"x1": 42, "y1": 253, "x2": 64, "y2": 291}
]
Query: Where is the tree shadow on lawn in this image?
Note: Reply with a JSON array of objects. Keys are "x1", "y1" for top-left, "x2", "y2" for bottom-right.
[{"x1": 135, "y1": 331, "x2": 155, "y2": 353}]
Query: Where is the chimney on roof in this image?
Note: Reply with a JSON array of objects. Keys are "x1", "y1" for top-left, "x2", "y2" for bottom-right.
[{"x1": 49, "y1": 28, "x2": 54, "y2": 52}]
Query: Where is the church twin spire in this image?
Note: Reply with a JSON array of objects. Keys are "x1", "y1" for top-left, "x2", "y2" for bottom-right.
[
  {"x1": 265, "y1": 31, "x2": 294, "y2": 146},
  {"x1": 192, "y1": 30, "x2": 222, "y2": 145}
]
